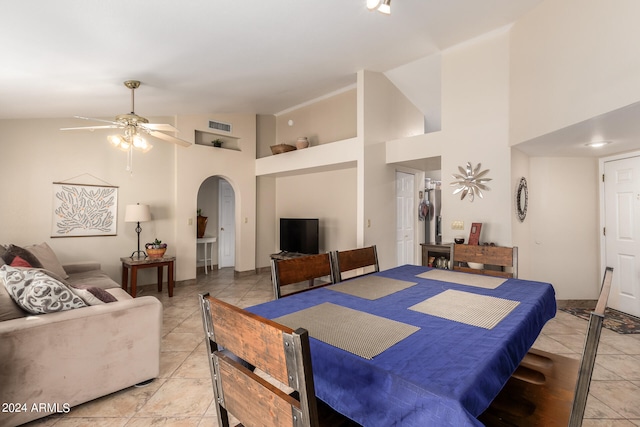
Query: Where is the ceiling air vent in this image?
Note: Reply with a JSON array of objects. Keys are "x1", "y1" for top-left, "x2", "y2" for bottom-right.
[{"x1": 209, "y1": 120, "x2": 232, "y2": 133}]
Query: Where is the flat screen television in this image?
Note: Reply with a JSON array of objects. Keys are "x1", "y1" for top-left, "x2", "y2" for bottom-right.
[{"x1": 279, "y1": 218, "x2": 319, "y2": 254}]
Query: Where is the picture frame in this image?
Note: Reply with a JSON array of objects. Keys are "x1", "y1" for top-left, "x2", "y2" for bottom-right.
[
  {"x1": 468, "y1": 222, "x2": 482, "y2": 245},
  {"x1": 51, "y1": 183, "x2": 118, "y2": 237}
]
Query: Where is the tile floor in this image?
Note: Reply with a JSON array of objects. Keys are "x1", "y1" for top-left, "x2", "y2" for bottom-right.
[{"x1": 23, "y1": 268, "x2": 640, "y2": 427}]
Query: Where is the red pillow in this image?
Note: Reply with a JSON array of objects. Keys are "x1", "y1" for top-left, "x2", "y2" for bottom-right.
[{"x1": 10, "y1": 256, "x2": 32, "y2": 268}]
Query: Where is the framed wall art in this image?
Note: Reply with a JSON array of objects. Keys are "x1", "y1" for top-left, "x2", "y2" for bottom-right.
[{"x1": 51, "y1": 183, "x2": 118, "y2": 237}]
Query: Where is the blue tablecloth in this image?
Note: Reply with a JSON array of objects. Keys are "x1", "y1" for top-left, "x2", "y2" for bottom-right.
[{"x1": 249, "y1": 265, "x2": 557, "y2": 426}]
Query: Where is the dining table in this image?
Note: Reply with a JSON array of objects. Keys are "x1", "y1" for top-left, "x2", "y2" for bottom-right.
[{"x1": 248, "y1": 264, "x2": 557, "y2": 427}]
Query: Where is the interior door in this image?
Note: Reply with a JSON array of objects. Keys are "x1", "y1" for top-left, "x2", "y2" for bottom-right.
[
  {"x1": 604, "y1": 155, "x2": 640, "y2": 317},
  {"x1": 218, "y1": 179, "x2": 235, "y2": 268},
  {"x1": 396, "y1": 171, "x2": 415, "y2": 266}
]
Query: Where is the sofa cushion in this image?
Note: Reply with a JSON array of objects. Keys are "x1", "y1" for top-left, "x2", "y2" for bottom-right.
[
  {"x1": 26, "y1": 242, "x2": 69, "y2": 279},
  {"x1": 0, "y1": 265, "x2": 87, "y2": 314},
  {"x1": 0, "y1": 276, "x2": 28, "y2": 321},
  {"x1": 34, "y1": 268, "x2": 117, "y2": 305},
  {"x1": 66, "y1": 269, "x2": 120, "y2": 290},
  {"x1": 1, "y1": 244, "x2": 43, "y2": 269}
]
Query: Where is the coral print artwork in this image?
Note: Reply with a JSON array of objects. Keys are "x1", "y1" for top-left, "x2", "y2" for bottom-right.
[{"x1": 52, "y1": 183, "x2": 118, "y2": 237}]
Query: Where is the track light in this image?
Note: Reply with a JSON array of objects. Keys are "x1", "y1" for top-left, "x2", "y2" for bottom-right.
[{"x1": 367, "y1": 0, "x2": 391, "y2": 14}]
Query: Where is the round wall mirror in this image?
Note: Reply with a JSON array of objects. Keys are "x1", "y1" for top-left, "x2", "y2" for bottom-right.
[{"x1": 516, "y1": 177, "x2": 528, "y2": 222}]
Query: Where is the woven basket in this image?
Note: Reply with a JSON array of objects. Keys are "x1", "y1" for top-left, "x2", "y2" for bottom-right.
[{"x1": 270, "y1": 144, "x2": 296, "y2": 155}]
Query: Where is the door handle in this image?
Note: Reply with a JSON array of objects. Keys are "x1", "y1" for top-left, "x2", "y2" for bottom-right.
[{"x1": 221, "y1": 227, "x2": 224, "y2": 231}]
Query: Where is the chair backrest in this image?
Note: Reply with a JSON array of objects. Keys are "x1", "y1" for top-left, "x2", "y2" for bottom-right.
[
  {"x1": 452, "y1": 244, "x2": 518, "y2": 278},
  {"x1": 199, "y1": 294, "x2": 320, "y2": 427},
  {"x1": 333, "y1": 245, "x2": 379, "y2": 282},
  {"x1": 568, "y1": 266, "x2": 613, "y2": 426},
  {"x1": 479, "y1": 267, "x2": 614, "y2": 427},
  {"x1": 271, "y1": 253, "x2": 334, "y2": 299}
]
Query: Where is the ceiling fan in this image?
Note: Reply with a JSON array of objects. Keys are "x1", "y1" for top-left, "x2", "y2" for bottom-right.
[{"x1": 60, "y1": 80, "x2": 191, "y2": 148}]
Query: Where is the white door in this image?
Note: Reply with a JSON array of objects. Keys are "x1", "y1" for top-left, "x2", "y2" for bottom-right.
[
  {"x1": 396, "y1": 172, "x2": 415, "y2": 266},
  {"x1": 218, "y1": 179, "x2": 235, "y2": 268},
  {"x1": 604, "y1": 155, "x2": 640, "y2": 317}
]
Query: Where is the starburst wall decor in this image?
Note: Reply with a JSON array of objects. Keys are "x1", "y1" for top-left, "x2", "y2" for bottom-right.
[{"x1": 450, "y1": 162, "x2": 492, "y2": 202}]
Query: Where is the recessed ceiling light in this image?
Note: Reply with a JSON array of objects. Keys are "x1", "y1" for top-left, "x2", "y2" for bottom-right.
[{"x1": 585, "y1": 141, "x2": 611, "y2": 148}]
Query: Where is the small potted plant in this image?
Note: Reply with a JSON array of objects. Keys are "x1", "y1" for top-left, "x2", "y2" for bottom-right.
[
  {"x1": 145, "y1": 238, "x2": 168, "y2": 259},
  {"x1": 212, "y1": 139, "x2": 223, "y2": 148}
]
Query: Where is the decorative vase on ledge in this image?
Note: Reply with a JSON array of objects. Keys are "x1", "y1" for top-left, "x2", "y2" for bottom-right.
[
  {"x1": 296, "y1": 137, "x2": 309, "y2": 149},
  {"x1": 197, "y1": 215, "x2": 208, "y2": 238}
]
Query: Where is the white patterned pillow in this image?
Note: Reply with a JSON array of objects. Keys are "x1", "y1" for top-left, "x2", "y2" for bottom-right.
[{"x1": 0, "y1": 265, "x2": 87, "y2": 314}]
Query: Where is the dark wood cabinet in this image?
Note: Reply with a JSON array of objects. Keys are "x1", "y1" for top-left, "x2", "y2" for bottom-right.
[{"x1": 421, "y1": 243, "x2": 453, "y2": 269}]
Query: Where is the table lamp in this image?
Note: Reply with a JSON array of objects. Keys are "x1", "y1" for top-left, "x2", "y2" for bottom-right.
[{"x1": 125, "y1": 203, "x2": 151, "y2": 259}]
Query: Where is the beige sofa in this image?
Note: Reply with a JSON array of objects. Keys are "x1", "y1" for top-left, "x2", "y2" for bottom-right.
[{"x1": 0, "y1": 259, "x2": 163, "y2": 426}]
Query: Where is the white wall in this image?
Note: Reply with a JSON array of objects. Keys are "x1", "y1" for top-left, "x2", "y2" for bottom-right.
[{"x1": 510, "y1": 0, "x2": 640, "y2": 144}]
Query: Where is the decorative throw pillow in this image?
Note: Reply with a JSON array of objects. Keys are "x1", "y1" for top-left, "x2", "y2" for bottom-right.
[
  {"x1": 25, "y1": 242, "x2": 69, "y2": 279},
  {"x1": 1, "y1": 244, "x2": 43, "y2": 269},
  {"x1": 0, "y1": 265, "x2": 86, "y2": 314},
  {"x1": 69, "y1": 285, "x2": 117, "y2": 305},
  {"x1": 33, "y1": 268, "x2": 116, "y2": 305},
  {"x1": 10, "y1": 256, "x2": 32, "y2": 268}
]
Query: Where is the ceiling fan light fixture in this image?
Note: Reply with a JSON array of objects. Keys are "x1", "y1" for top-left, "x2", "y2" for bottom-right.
[
  {"x1": 108, "y1": 134, "x2": 124, "y2": 147},
  {"x1": 367, "y1": 0, "x2": 390, "y2": 14}
]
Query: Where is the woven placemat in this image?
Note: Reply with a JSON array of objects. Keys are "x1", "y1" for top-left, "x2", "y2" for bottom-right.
[
  {"x1": 416, "y1": 269, "x2": 507, "y2": 289},
  {"x1": 328, "y1": 275, "x2": 417, "y2": 300},
  {"x1": 409, "y1": 289, "x2": 520, "y2": 329},
  {"x1": 274, "y1": 302, "x2": 420, "y2": 359}
]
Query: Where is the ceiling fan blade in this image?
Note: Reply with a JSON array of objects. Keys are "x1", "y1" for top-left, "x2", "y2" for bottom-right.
[
  {"x1": 148, "y1": 130, "x2": 191, "y2": 147},
  {"x1": 60, "y1": 125, "x2": 119, "y2": 131},
  {"x1": 141, "y1": 123, "x2": 179, "y2": 132},
  {"x1": 73, "y1": 115, "x2": 120, "y2": 125}
]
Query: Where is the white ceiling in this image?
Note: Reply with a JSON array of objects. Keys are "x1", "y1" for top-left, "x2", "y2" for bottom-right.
[
  {"x1": 0, "y1": 0, "x2": 541, "y2": 119},
  {"x1": 2, "y1": 0, "x2": 637, "y2": 158}
]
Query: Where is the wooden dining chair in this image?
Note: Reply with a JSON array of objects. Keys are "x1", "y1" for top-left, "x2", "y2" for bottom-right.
[
  {"x1": 479, "y1": 267, "x2": 614, "y2": 427},
  {"x1": 332, "y1": 245, "x2": 379, "y2": 282},
  {"x1": 452, "y1": 244, "x2": 518, "y2": 278},
  {"x1": 199, "y1": 294, "x2": 359, "y2": 427},
  {"x1": 271, "y1": 253, "x2": 335, "y2": 299}
]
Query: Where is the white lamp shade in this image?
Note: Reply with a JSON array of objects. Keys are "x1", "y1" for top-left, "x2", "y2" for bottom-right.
[{"x1": 125, "y1": 204, "x2": 151, "y2": 222}]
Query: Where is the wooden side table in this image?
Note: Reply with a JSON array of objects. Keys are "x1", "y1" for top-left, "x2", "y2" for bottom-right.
[{"x1": 121, "y1": 256, "x2": 176, "y2": 297}]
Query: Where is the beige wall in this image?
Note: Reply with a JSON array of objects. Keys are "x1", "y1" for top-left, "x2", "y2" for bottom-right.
[
  {"x1": 0, "y1": 117, "x2": 177, "y2": 285},
  {"x1": 275, "y1": 89, "x2": 357, "y2": 148},
  {"x1": 256, "y1": 114, "x2": 276, "y2": 159},
  {"x1": 439, "y1": 29, "x2": 512, "y2": 246},
  {"x1": 275, "y1": 167, "x2": 357, "y2": 255},
  {"x1": 510, "y1": 0, "x2": 640, "y2": 144},
  {"x1": 174, "y1": 114, "x2": 257, "y2": 279},
  {"x1": 358, "y1": 70, "x2": 425, "y2": 269},
  {"x1": 511, "y1": 148, "x2": 531, "y2": 278},
  {"x1": 256, "y1": 176, "x2": 276, "y2": 269},
  {"x1": 528, "y1": 157, "x2": 600, "y2": 299}
]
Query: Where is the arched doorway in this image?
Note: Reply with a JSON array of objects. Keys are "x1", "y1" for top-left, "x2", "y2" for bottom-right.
[{"x1": 197, "y1": 176, "x2": 236, "y2": 271}]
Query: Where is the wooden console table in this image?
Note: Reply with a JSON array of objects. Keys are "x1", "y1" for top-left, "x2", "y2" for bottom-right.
[{"x1": 121, "y1": 256, "x2": 176, "y2": 297}]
